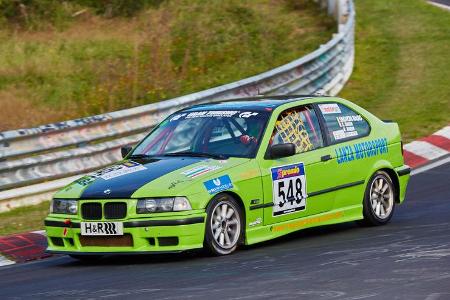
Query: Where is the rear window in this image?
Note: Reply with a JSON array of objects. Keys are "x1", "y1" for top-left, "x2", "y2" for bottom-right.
[{"x1": 318, "y1": 103, "x2": 370, "y2": 144}]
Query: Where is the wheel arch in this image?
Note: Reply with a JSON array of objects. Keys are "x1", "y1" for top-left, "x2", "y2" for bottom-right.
[
  {"x1": 208, "y1": 191, "x2": 246, "y2": 224},
  {"x1": 374, "y1": 168, "x2": 400, "y2": 204},
  {"x1": 205, "y1": 191, "x2": 247, "y2": 250},
  {"x1": 205, "y1": 191, "x2": 247, "y2": 248}
]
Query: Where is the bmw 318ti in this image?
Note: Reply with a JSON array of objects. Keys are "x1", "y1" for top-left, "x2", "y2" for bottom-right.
[{"x1": 45, "y1": 95, "x2": 410, "y2": 259}]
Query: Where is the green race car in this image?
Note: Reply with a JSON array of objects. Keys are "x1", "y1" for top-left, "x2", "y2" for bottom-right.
[{"x1": 45, "y1": 95, "x2": 410, "y2": 258}]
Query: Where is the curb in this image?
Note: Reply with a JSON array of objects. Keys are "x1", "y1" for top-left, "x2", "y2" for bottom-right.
[
  {"x1": 0, "y1": 230, "x2": 49, "y2": 266},
  {"x1": 403, "y1": 125, "x2": 450, "y2": 168},
  {"x1": 0, "y1": 125, "x2": 449, "y2": 267}
]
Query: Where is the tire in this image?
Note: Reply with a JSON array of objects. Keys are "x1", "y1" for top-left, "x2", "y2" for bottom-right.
[
  {"x1": 360, "y1": 170, "x2": 396, "y2": 226},
  {"x1": 204, "y1": 194, "x2": 244, "y2": 256},
  {"x1": 69, "y1": 254, "x2": 103, "y2": 262}
]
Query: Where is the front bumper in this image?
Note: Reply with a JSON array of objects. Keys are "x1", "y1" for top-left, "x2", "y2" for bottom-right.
[{"x1": 45, "y1": 213, "x2": 206, "y2": 254}]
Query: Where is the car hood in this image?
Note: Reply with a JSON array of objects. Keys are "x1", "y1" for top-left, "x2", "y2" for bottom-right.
[{"x1": 55, "y1": 156, "x2": 248, "y2": 199}]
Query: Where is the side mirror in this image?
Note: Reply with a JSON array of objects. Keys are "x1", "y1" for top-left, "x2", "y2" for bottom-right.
[
  {"x1": 269, "y1": 143, "x2": 296, "y2": 159},
  {"x1": 121, "y1": 146, "x2": 133, "y2": 158}
]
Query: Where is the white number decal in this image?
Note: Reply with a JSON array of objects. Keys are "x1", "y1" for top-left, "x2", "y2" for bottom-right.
[{"x1": 271, "y1": 163, "x2": 307, "y2": 216}]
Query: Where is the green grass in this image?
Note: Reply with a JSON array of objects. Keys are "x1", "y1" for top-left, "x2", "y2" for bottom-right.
[
  {"x1": 340, "y1": 0, "x2": 450, "y2": 142},
  {"x1": 0, "y1": 201, "x2": 49, "y2": 236},
  {"x1": 0, "y1": 0, "x2": 335, "y2": 131}
]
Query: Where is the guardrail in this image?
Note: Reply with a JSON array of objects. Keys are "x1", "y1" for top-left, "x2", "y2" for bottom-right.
[{"x1": 0, "y1": 0, "x2": 355, "y2": 212}]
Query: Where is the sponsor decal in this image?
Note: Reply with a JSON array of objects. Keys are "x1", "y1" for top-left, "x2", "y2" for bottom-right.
[
  {"x1": 332, "y1": 129, "x2": 358, "y2": 140},
  {"x1": 204, "y1": 175, "x2": 233, "y2": 194},
  {"x1": 271, "y1": 212, "x2": 343, "y2": 232},
  {"x1": 271, "y1": 163, "x2": 307, "y2": 216},
  {"x1": 335, "y1": 137, "x2": 389, "y2": 164},
  {"x1": 239, "y1": 112, "x2": 259, "y2": 118},
  {"x1": 337, "y1": 115, "x2": 363, "y2": 122},
  {"x1": 168, "y1": 179, "x2": 191, "y2": 189},
  {"x1": 169, "y1": 113, "x2": 187, "y2": 122},
  {"x1": 171, "y1": 110, "x2": 261, "y2": 121},
  {"x1": 76, "y1": 161, "x2": 147, "y2": 185},
  {"x1": 185, "y1": 111, "x2": 239, "y2": 119},
  {"x1": 90, "y1": 161, "x2": 146, "y2": 180},
  {"x1": 239, "y1": 169, "x2": 259, "y2": 179},
  {"x1": 249, "y1": 217, "x2": 262, "y2": 227},
  {"x1": 76, "y1": 176, "x2": 96, "y2": 186},
  {"x1": 81, "y1": 222, "x2": 123, "y2": 236},
  {"x1": 318, "y1": 103, "x2": 341, "y2": 114},
  {"x1": 182, "y1": 165, "x2": 221, "y2": 178},
  {"x1": 332, "y1": 115, "x2": 363, "y2": 140}
]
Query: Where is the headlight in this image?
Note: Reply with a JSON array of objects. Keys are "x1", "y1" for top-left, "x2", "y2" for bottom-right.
[
  {"x1": 137, "y1": 197, "x2": 192, "y2": 214},
  {"x1": 50, "y1": 199, "x2": 78, "y2": 215}
]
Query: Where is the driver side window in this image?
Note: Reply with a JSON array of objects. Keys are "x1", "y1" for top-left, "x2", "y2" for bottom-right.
[{"x1": 270, "y1": 106, "x2": 323, "y2": 154}]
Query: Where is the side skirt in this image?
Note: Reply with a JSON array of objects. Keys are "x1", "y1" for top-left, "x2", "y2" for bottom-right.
[{"x1": 244, "y1": 205, "x2": 363, "y2": 245}]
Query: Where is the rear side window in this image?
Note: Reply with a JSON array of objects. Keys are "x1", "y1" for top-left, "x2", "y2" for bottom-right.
[
  {"x1": 318, "y1": 103, "x2": 370, "y2": 144},
  {"x1": 270, "y1": 105, "x2": 324, "y2": 154}
]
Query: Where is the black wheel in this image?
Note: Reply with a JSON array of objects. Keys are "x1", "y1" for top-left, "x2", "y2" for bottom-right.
[
  {"x1": 361, "y1": 170, "x2": 395, "y2": 226},
  {"x1": 204, "y1": 194, "x2": 244, "y2": 256},
  {"x1": 69, "y1": 254, "x2": 103, "y2": 262}
]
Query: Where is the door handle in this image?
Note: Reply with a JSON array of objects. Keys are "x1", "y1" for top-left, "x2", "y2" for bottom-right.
[{"x1": 321, "y1": 154, "x2": 332, "y2": 162}]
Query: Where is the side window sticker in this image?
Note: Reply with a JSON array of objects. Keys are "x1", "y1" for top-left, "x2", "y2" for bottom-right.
[
  {"x1": 318, "y1": 103, "x2": 341, "y2": 114},
  {"x1": 321, "y1": 103, "x2": 370, "y2": 144}
]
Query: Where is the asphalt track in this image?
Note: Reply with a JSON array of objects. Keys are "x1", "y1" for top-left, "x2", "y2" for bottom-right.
[{"x1": 0, "y1": 162, "x2": 449, "y2": 300}]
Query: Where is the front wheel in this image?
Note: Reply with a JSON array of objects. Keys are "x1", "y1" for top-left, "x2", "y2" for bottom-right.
[
  {"x1": 204, "y1": 194, "x2": 244, "y2": 256},
  {"x1": 361, "y1": 170, "x2": 395, "y2": 226}
]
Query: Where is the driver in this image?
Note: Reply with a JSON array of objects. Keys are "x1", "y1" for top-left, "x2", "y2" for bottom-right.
[{"x1": 240, "y1": 118, "x2": 263, "y2": 145}]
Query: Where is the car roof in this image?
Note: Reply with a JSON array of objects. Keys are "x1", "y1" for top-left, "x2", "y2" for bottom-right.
[{"x1": 182, "y1": 95, "x2": 331, "y2": 112}]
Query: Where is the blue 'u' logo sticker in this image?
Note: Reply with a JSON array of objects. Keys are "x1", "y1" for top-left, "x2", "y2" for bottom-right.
[{"x1": 204, "y1": 175, "x2": 233, "y2": 194}]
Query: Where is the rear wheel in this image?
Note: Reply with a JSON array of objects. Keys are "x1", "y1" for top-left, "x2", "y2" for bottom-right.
[
  {"x1": 361, "y1": 170, "x2": 395, "y2": 226},
  {"x1": 204, "y1": 194, "x2": 243, "y2": 256}
]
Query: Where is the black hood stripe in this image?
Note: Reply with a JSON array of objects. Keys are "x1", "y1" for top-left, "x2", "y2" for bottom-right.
[{"x1": 80, "y1": 157, "x2": 205, "y2": 199}]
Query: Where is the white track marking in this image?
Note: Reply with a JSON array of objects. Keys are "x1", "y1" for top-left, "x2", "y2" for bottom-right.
[
  {"x1": 433, "y1": 126, "x2": 450, "y2": 139},
  {"x1": 0, "y1": 255, "x2": 15, "y2": 267},
  {"x1": 404, "y1": 141, "x2": 448, "y2": 160},
  {"x1": 428, "y1": 1, "x2": 450, "y2": 11},
  {"x1": 411, "y1": 156, "x2": 450, "y2": 176}
]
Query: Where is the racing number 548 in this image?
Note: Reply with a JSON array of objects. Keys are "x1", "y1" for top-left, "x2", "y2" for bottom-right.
[{"x1": 276, "y1": 177, "x2": 304, "y2": 207}]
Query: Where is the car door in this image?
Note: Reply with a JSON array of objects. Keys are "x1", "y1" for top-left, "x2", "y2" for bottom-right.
[
  {"x1": 316, "y1": 102, "x2": 372, "y2": 209},
  {"x1": 258, "y1": 105, "x2": 338, "y2": 226}
]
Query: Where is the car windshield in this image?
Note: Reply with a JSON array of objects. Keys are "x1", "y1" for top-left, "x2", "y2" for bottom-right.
[{"x1": 131, "y1": 109, "x2": 270, "y2": 159}]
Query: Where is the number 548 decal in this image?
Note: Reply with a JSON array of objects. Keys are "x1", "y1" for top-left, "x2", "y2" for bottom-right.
[{"x1": 271, "y1": 163, "x2": 307, "y2": 216}]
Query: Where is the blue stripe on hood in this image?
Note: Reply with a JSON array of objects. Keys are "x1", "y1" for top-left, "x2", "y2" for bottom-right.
[{"x1": 80, "y1": 157, "x2": 205, "y2": 199}]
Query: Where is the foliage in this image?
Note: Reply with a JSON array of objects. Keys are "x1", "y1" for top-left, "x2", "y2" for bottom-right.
[
  {"x1": 0, "y1": 0, "x2": 334, "y2": 130},
  {"x1": 340, "y1": 0, "x2": 450, "y2": 141}
]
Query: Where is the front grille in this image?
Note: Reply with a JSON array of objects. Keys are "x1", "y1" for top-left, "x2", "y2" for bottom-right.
[
  {"x1": 104, "y1": 202, "x2": 127, "y2": 219},
  {"x1": 79, "y1": 234, "x2": 133, "y2": 247},
  {"x1": 81, "y1": 203, "x2": 102, "y2": 220}
]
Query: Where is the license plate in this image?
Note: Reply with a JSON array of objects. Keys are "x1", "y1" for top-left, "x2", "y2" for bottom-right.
[{"x1": 80, "y1": 222, "x2": 123, "y2": 236}]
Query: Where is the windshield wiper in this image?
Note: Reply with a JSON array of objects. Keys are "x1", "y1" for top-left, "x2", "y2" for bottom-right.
[{"x1": 163, "y1": 151, "x2": 227, "y2": 160}]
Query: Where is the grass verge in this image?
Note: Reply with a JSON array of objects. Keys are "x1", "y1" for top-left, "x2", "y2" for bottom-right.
[
  {"x1": 341, "y1": 0, "x2": 450, "y2": 142},
  {"x1": 0, "y1": 0, "x2": 334, "y2": 131},
  {"x1": 0, "y1": 201, "x2": 49, "y2": 236}
]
